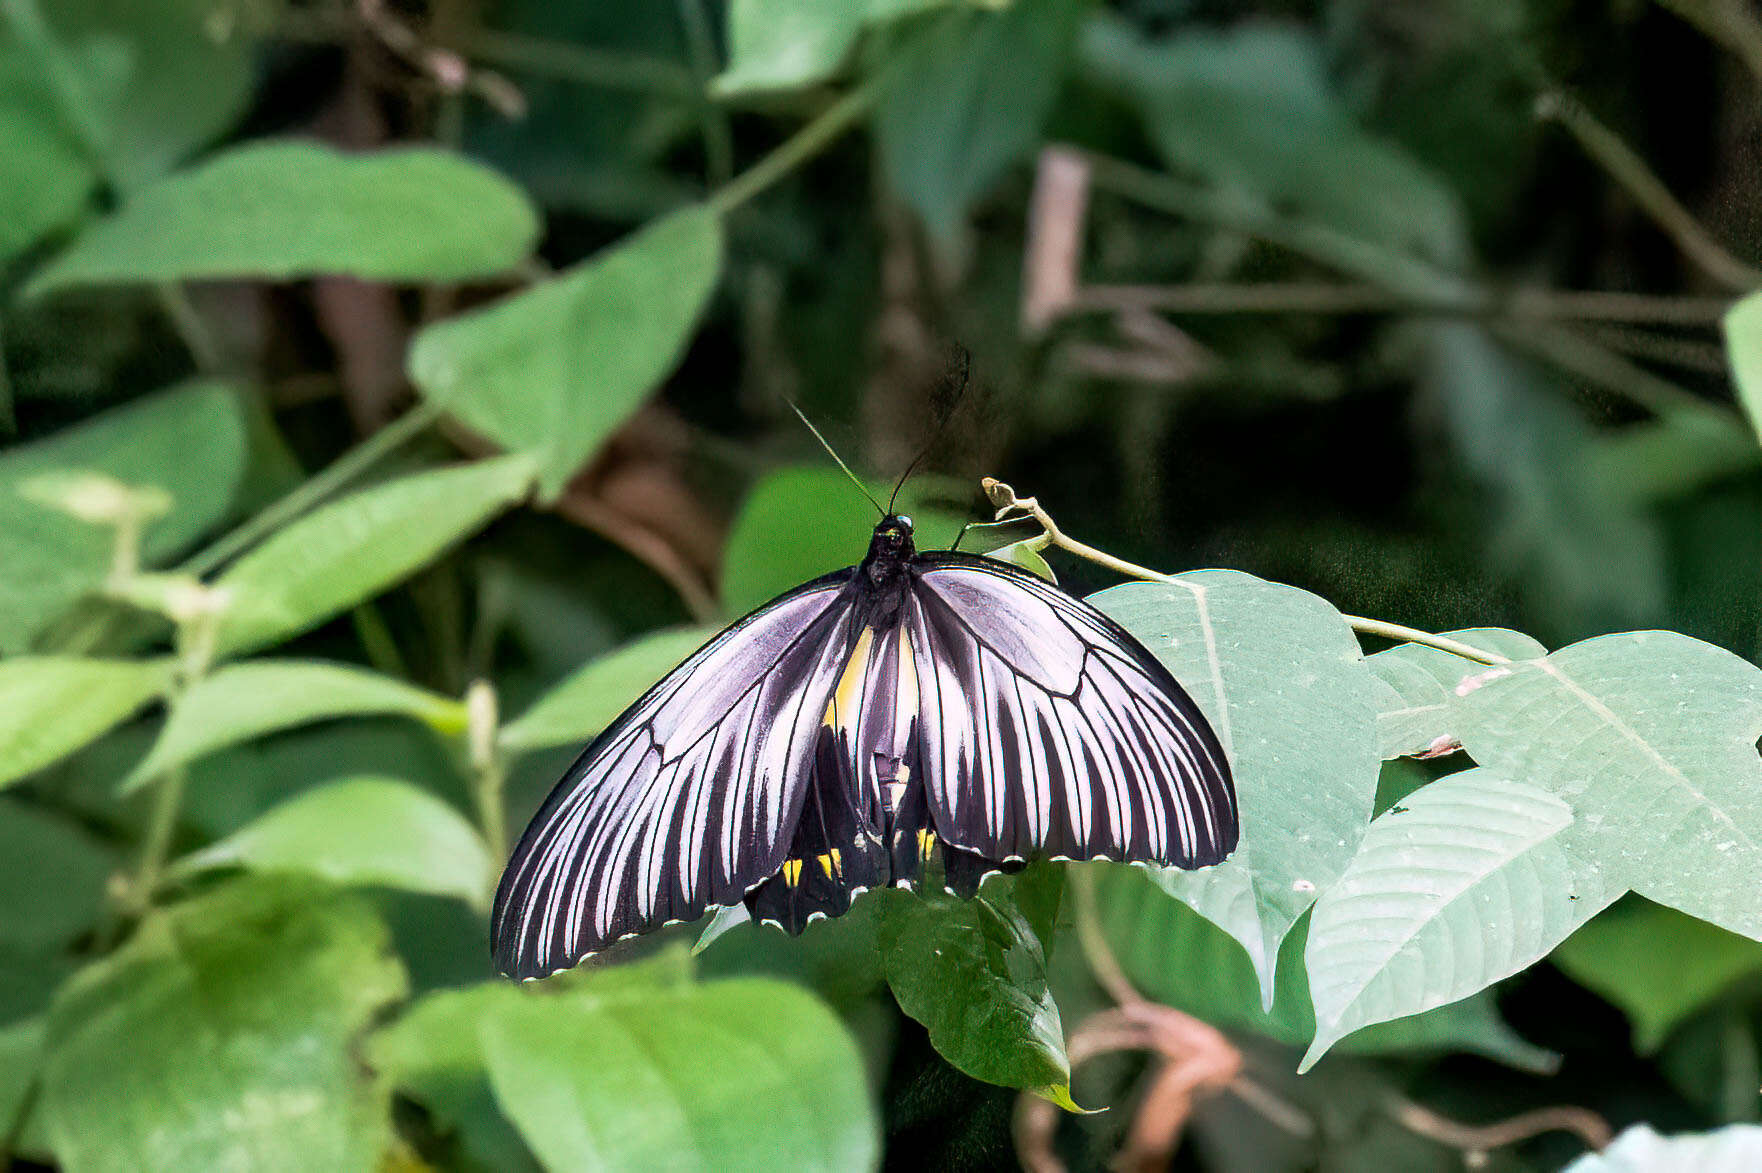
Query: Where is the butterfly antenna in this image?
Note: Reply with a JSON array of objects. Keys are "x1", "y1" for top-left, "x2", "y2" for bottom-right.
[
  {"x1": 786, "y1": 400, "x2": 886, "y2": 516},
  {"x1": 887, "y1": 345, "x2": 971, "y2": 515}
]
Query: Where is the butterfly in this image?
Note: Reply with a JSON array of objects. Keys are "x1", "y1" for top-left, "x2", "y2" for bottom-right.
[{"x1": 492, "y1": 512, "x2": 1238, "y2": 980}]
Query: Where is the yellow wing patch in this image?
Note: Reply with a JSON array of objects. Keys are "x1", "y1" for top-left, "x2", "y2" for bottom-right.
[
  {"x1": 824, "y1": 627, "x2": 875, "y2": 735},
  {"x1": 782, "y1": 858, "x2": 804, "y2": 886},
  {"x1": 816, "y1": 848, "x2": 843, "y2": 877}
]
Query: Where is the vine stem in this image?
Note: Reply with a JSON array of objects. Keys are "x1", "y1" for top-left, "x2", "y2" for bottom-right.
[
  {"x1": 180, "y1": 400, "x2": 442, "y2": 577},
  {"x1": 980, "y1": 479, "x2": 1512, "y2": 667},
  {"x1": 466, "y1": 680, "x2": 508, "y2": 865},
  {"x1": 706, "y1": 73, "x2": 888, "y2": 217}
]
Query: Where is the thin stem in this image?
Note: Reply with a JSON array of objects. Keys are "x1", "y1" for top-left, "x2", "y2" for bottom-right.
[
  {"x1": 1071, "y1": 281, "x2": 1734, "y2": 327},
  {"x1": 1658, "y1": 0, "x2": 1762, "y2": 84},
  {"x1": 1069, "y1": 865, "x2": 1141, "y2": 1006},
  {"x1": 130, "y1": 764, "x2": 190, "y2": 909},
  {"x1": 466, "y1": 680, "x2": 507, "y2": 862},
  {"x1": 981, "y1": 478, "x2": 1513, "y2": 667},
  {"x1": 1388, "y1": 1096, "x2": 1612, "y2": 1155},
  {"x1": 180, "y1": 400, "x2": 442, "y2": 577},
  {"x1": 154, "y1": 283, "x2": 225, "y2": 372},
  {"x1": 675, "y1": 0, "x2": 735, "y2": 186},
  {"x1": 1537, "y1": 91, "x2": 1762, "y2": 293},
  {"x1": 706, "y1": 75, "x2": 885, "y2": 217}
]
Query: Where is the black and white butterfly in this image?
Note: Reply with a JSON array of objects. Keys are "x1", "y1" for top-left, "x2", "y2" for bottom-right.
[{"x1": 492, "y1": 513, "x2": 1238, "y2": 980}]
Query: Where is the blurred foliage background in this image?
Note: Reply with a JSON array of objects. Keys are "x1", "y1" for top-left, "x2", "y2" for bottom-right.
[{"x1": 5, "y1": 0, "x2": 1762, "y2": 1169}]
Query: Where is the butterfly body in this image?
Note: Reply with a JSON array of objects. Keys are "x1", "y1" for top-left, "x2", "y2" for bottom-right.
[{"x1": 493, "y1": 514, "x2": 1237, "y2": 981}]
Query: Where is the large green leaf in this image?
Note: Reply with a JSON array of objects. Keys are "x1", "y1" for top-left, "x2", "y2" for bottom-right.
[
  {"x1": 1564, "y1": 1124, "x2": 1762, "y2": 1172},
  {"x1": 480, "y1": 977, "x2": 879, "y2": 1171},
  {"x1": 1453, "y1": 632, "x2": 1762, "y2": 941},
  {"x1": 500, "y1": 626, "x2": 716, "y2": 752},
  {"x1": 1367, "y1": 628, "x2": 1545, "y2": 759},
  {"x1": 0, "y1": 800, "x2": 114, "y2": 954},
  {"x1": 878, "y1": 886, "x2": 1076, "y2": 1108},
  {"x1": 1554, "y1": 900, "x2": 1762, "y2": 1053},
  {"x1": 719, "y1": 466, "x2": 964, "y2": 616},
  {"x1": 1092, "y1": 865, "x2": 1555, "y2": 1071},
  {"x1": 1726, "y1": 291, "x2": 1762, "y2": 448},
  {"x1": 1091, "y1": 572, "x2": 1383, "y2": 1004},
  {"x1": 29, "y1": 141, "x2": 540, "y2": 294},
  {"x1": 368, "y1": 952, "x2": 693, "y2": 1171},
  {"x1": 1083, "y1": 17, "x2": 1464, "y2": 263},
  {"x1": 212, "y1": 455, "x2": 536, "y2": 656},
  {"x1": 1299, "y1": 770, "x2": 1614, "y2": 1070},
  {"x1": 0, "y1": 657, "x2": 169, "y2": 790},
  {"x1": 39, "y1": 878, "x2": 407, "y2": 1173},
  {"x1": 876, "y1": 0, "x2": 1080, "y2": 241},
  {"x1": 174, "y1": 777, "x2": 493, "y2": 909},
  {"x1": 409, "y1": 207, "x2": 721, "y2": 499},
  {"x1": 123, "y1": 660, "x2": 465, "y2": 790},
  {"x1": 0, "y1": 380, "x2": 247, "y2": 652}
]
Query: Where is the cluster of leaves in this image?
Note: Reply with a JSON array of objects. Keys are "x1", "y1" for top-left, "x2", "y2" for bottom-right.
[{"x1": 5, "y1": 0, "x2": 1762, "y2": 1169}]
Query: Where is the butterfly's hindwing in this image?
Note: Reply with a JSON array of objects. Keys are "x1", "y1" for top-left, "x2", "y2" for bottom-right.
[
  {"x1": 491, "y1": 571, "x2": 857, "y2": 980},
  {"x1": 903, "y1": 553, "x2": 1237, "y2": 871}
]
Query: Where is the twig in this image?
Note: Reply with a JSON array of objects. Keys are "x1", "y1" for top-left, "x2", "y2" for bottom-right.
[
  {"x1": 1537, "y1": 90, "x2": 1762, "y2": 293},
  {"x1": 1022, "y1": 147, "x2": 1093, "y2": 334},
  {"x1": 981, "y1": 478, "x2": 1512, "y2": 667},
  {"x1": 1070, "y1": 282, "x2": 1734, "y2": 327},
  {"x1": 1389, "y1": 1097, "x2": 1613, "y2": 1158},
  {"x1": 674, "y1": 0, "x2": 734, "y2": 186},
  {"x1": 706, "y1": 74, "x2": 886, "y2": 217},
  {"x1": 1657, "y1": 0, "x2": 1762, "y2": 90}
]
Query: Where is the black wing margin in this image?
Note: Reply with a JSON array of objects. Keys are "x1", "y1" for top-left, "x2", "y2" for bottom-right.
[
  {"x1": 904, "y1": 553, "x2": 1236, "y2": 870},
  {"x1": 492, "y1": 572, "x2": 857, "y2": 980}
]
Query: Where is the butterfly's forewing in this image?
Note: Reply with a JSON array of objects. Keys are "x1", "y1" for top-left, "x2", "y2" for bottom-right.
[
  {"x1": 491, "y1": 571, "x2": 858, "y2": 980},
  {"x1": 904, "y1": 553, "x2": 1237, "y2": 870}
]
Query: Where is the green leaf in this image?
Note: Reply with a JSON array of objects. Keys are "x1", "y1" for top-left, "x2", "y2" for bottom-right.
[
  {"x1": 212, "y1": 455, "x2": 536, "y2": 656},
  {"x1": 481, "y1": 977, "x2": 879, "y2": 1172},
  {"x1": 1563, "y1": 1124, "x2": 1762, "y2": 1172},
  {"x1": 1423, "y1": 323, "x2": 1665, "y2": 633},
  {"x1": 0, "y1": 1016, "x2": 44, "y2": 1142},
  {"x1": 879, "y1": 887, "x2": 1073, "y2": 1105},
  {"x1": 876, "y1": 0, "x2": 1081, "y2": 241},
  {"x1": 0, "y1": 800, "x2": 114, "y2": 954},
  {"x1": 1453, "y1": 631, "x2": 1762, "y2": 942},
  {"x1": 48, "y1": 0, "x2": 269, "y2": 187},
  {"x1": 720, "y1": 466, "x2": 965, "y2": 616},
  {"x1": 715, "y1": 0, "x2": 947, "y2": 95},
  {"x1": 1554, "y1": 899, "x2": 1762, "y2": 1053},
  {"x1": 0, "y1": 380, "x2": 247, "y2": 652},
  {"x1": 0, "y1": 37, "x2": 95, "y2": 261},
  {"x1": 123, "y1": 660, "x2": 465, "y2": 791},
  {"x1": 500, "y1": 626, "x2": 716, "y2": 752},
  {"x1": 981, "y1": 539, "x2": 1055, "y2": 583},
  {"x1": 1728, "y1": 292, "x2": 1762, "y2": 446},
  {"x1": 1299, "y1": 770, "x2": 1614, "y2": 1070},
  {"x1": 0, "y1": 657, "x2": 169, "y2": 790},
  {"x1": 1093, "y1": 865, "x2": 1556, "y2": 1072},
  {"x1": 29, "y1": 141, "x2": 540, "y2": 295},
  {"x1": 1367, "y1": 628, "x2": 1545, "y2": 760},
  {"x1": 39, "y1": 878, "x2": 408, "y2": 1173},
  {"x1": 409, "y1": 206, "x2": 721, "y2": 499},
  {"x1": 174, "y1": 777, "x2": 493, "y2": 909},
  {"x1": 1091, "y1": 571, "x2": 1383, "y2": 1004},
  {"x1": 1083, "y1": 17, "x2": 1464, "y2": 262}
]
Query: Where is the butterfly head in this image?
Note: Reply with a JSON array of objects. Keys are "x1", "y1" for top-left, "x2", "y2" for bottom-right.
[{"x1": 864, "y1": 515, "x2": 916, "y2": 582}]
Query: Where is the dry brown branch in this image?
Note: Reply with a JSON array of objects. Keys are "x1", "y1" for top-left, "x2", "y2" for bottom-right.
[{"x1": 1022, "y1": 147, "x2": 1093, "y2": 335}]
